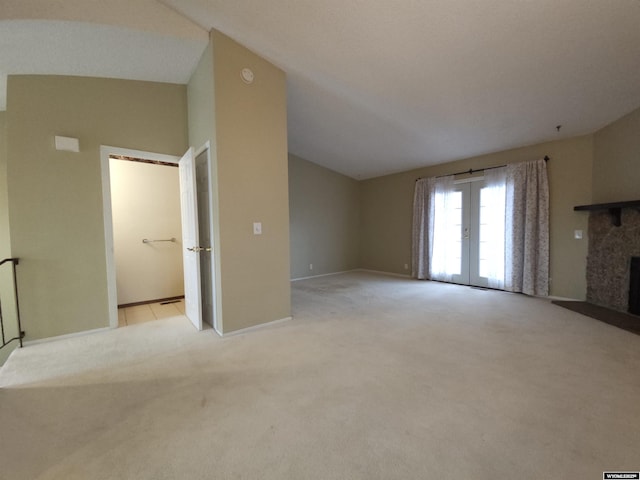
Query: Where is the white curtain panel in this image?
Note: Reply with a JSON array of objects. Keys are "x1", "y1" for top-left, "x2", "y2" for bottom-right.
[
  {"x1": 505, "y1": 159, "x2": 550, "y2": 296},
  {"x1": 482, "y1": 167, "x2": 507, "y2": 289},
  {"x1": 411, "y1": 159, "x2": 548, "y2": 296},
  {"x1": 411, "y1": 177, "x2": 435, "y2": 279},
  {"x1": 430, "y1": 175, "x2": 457, "y2": 282}
]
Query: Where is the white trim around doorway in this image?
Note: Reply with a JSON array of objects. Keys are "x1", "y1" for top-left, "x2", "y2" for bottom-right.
[{"x1": 100, "y1": 146, "x2": 180, "y2": 329}]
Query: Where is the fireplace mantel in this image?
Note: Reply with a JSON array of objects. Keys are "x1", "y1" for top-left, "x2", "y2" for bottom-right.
[{"x1": 574, "y1": 199, "x2": 640, "y2": 226}]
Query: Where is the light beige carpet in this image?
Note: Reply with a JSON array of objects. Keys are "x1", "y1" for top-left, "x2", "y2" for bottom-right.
[{"x1": 1, "y1": 272, "x2": 639, "y2": 479}]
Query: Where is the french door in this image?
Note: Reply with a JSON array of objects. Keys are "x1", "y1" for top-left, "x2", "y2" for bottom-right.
[{"x1": 447, "y1": 180, "x2": 505, "y2": 288}]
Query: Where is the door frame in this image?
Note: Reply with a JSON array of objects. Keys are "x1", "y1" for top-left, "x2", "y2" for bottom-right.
[
  {"x1": 101, "y1": 144, "x2": 222, "y2": 333},
  {"x1": 101, "y1": 145, "x2": 181, "y2": 329},
  {"x1": 451, "y1": 175, "x2": 503, "y2": 289},
  {"x1": 452, "y1": 175, "x2": 484, "y2": 287},
  {"x1": 193, "y1": 142, "x2": 222, "y2": 335}
]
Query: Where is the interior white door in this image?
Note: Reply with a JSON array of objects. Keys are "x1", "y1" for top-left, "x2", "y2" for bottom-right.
[
  {"x1": 179, "y1": 147, "x2": 203, "y2": 331},
  {"x1": 195, "y1": 148, "x2": 216, "y2": 331}
]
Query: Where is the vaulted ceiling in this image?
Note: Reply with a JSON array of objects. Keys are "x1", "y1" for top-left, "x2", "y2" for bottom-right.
[{"x1": 2, "y1": 0, "x2": 640, "y2": 178}]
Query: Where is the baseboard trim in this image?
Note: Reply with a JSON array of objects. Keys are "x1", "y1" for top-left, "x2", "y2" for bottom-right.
[
  {"x1": 23, "y1": 327, "x2": 112, "y2": 347},
  {"x1": 291, "y1": 270, "x2": 358, "y2": 282},
  {"x1": 222, "y1": 316, "x2": 292, "y2": 337},
  {"x1": 356, "y1": 269, "x2": 412, "y2": 279}
]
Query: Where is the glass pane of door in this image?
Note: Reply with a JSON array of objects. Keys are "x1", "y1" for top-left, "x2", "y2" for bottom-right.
[
  {"x1": 450, "y1": 184, "x2": 470, "y2": 285},
  {"x1": 470, "y1": 180, "x2": 505, "y2": 288}
]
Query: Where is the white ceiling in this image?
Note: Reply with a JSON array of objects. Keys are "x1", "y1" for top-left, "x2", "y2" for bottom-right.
[{"x1": 2, "y1": 1, "x2": 640, "y2": 179}]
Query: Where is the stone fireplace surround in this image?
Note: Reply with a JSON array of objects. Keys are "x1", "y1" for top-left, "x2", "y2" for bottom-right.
[{"x1": 586, "y1": 208, "x2": 640, "y2": 312}]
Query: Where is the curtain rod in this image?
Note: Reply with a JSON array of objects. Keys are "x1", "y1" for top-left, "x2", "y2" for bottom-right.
[{"x1": 416, "y1": 155, "x2": 549, "y2": 182}]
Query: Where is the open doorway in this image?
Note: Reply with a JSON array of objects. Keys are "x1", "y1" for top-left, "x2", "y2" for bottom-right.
[
  {"x1": 109, "y1": 153, "x2": 185, "y2": 326},
  {"x1": 100, "y1": 145, "x2": 220, "y2": 333}
]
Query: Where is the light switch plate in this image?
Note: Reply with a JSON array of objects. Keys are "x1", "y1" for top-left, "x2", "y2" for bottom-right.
[
  {"x1": 574, "y1": 230, "x2": 583, "y2": 239},
  {"x1": 253, "y1": 222, "x2": 262, "y2": 235}
]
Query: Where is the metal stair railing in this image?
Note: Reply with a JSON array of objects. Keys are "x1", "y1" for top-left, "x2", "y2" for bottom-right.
[{"x1": 0, "y1": 258, "x2": 24, "y2": 349}]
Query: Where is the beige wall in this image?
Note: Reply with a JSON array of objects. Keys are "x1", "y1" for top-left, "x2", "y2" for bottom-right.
[
  {"x1": 9, "y1": 30, "x2": 629, "y2": 343},
  {"x1": 187, "y1": 38, "x2": 224, "y2": 332},
  {"x1": 109, "y1": 159, "x2": 183, "y2": 305},
  {"x1": 188, "y1": 41, "x2": 215, "y2": 150},
  {"x1": 360, "y1": 136, "x2": 593, "y2": 300},
  {"x1": 0, "y1": 112, "x2": 10, "y2": 269},
  {"x1": 289, "y1": 154, "x2": 360, "y2": 279},
  {"x1": 6, "y1": 75, "x2": 188, "y2": 340},
  {"x1": 593, "y1": 105, "x2": 640, "y2": 203},
  {"x1": 188, "y1": 30, "x2": 290, "y2": 333},
  {"x1": 213, "y1": 30, "x2": 291, "y2": 332},
  {"x1": 0, "y1": 112, "x2": 9, "y2": 260},
  {"x1": 0, "y1": 111, "x2": 20, "y2": 364}
]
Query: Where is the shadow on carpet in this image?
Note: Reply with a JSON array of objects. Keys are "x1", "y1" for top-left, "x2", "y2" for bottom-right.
[{"x1": 553, "y1": 301, "x2": 640, "y2": 335}]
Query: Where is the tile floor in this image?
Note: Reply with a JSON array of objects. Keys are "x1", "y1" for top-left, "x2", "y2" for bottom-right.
[{"x1": 118, "y1": 299, "x2": 185, "y2": 327}]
